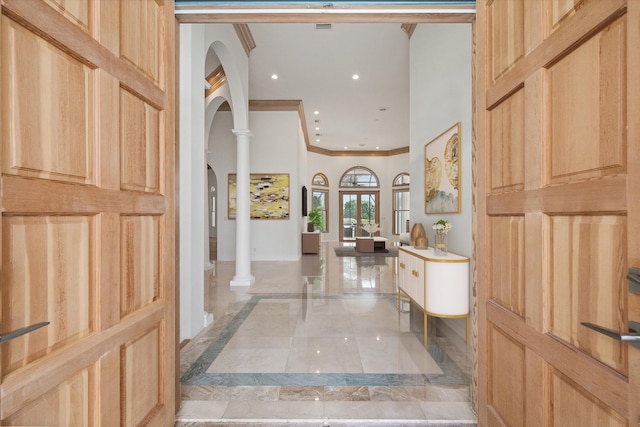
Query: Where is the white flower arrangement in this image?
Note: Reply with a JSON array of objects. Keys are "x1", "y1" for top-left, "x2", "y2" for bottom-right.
[
  {"x1": 432, "y1": 219, "x2": 452, "y2": 234},
  {"x1": 361, "y1": 223, "x2": 380, "y2": 235}
]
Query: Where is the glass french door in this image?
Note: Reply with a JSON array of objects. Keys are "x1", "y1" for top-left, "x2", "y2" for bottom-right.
[{"x1": 339, "y1": 191, "x2": 379, "y2": 242}]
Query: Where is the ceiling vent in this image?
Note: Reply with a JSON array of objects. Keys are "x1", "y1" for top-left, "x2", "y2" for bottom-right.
[{"x1": 315, "y1": 23, "x2": 332, "y2": 30}]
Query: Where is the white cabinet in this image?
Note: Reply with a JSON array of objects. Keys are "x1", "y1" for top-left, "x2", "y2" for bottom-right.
[{"x1": 397, "y1": 246, "x2": 469, "y2": 344}]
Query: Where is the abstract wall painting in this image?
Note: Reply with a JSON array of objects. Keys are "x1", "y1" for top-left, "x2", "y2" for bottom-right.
[
  {"x1": 424, "y1": 122, "x2": 461, "y2": 214},
  {"x1": 228, "y1": 173, "x2": 290, "y2": 220}
]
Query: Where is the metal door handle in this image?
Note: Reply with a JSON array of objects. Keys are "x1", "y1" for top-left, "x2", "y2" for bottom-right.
[
  {"x1": 580, "y1": 321, "x2": 640, "y2": 349},
  {"x1": 0, "y1": 322, "x2": 49, "y2": 344}
]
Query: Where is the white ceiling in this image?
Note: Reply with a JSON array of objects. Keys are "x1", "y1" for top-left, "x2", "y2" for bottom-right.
[{"x1": 247, "y1": 23, "x2": 410, "y2": 152}]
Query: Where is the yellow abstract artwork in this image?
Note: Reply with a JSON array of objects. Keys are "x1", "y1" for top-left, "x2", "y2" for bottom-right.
[{"x1": 228, "y1": 173, "x2": 290, "y2": 220}]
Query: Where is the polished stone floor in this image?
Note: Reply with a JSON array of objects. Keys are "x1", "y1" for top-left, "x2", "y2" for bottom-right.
[{"x1": 176, "y1": 242, "x2": 476, "y2": 426}]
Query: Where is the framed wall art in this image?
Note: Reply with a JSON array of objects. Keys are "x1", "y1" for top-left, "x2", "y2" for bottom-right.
[
  {"x1": 228, "y1": 173, "x2": 290, "y2": 220},
  {"x1": 424, "y1": 122, "x2": 461, "y2": 214}
]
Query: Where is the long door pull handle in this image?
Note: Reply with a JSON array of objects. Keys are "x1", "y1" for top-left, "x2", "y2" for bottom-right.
[
  {"x1": 581, "y1": 321, "x2": 640, "y2": 349},
  {"x1": 0, "y1": 322, "x2": 49, "y2": 344}
]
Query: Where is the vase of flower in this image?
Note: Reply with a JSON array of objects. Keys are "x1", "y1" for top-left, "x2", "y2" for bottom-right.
[
  {"x1": 434, "y1": 229, "x2": 447, "y2": 255},
  {"x1": 432, "y1": 220, "x2": 451, "y2": 255}
]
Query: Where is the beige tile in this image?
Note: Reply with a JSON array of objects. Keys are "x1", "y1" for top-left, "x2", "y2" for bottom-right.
[
  {"x1": 175, "y1": 400, "x2": 228, "y2": 421},
  {"x1": 356, "y1": 336, "x2": 442, "y2": 374},
  {"x1": 323, "y1": 401, "x2": 426, "y2": 420},
  {"x1": 278, "y1": 386, "x2": 324, "y2": 401},
  {"x1": 206, "y1": 347, "x2": 291, "y2": 373},
  {"x1": 286, "y1": 336, "x2": 363, "y2": 373},
  {"x1": 223, "y1": 400, "x2": 324, "y2": 420},
  {"x1": 324, "y1": 386, "x2": 371, "y2": 401},
  {"x1": 368, "y1": 386, "x2": 428, "y2": 401},
  {"x1": 419, "y1": 401, "x2": 477, "y2": 420}
]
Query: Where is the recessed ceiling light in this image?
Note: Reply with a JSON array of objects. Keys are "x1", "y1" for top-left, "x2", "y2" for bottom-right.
[
  {"x1": 352, "y1": 74, "x2": 359, "y2": 80},
  {"x1": 376, "y1": 146, "x2": 380, "y2": 150},
  {"x1": 316, "y1": 139, "x2": 320, "y2": 142},
  {"x1": 271, "y1": 74, "x2": 278, "y2": 80},
  {"x1": 315, "y1": 127, "x2": 320, "y2": 131},
  {"x1": 314, "y1": 111, "x2": 319, "y2": 115},
  {"x1": 344, "y1": 146, "x2": 348, "y2": 150}
]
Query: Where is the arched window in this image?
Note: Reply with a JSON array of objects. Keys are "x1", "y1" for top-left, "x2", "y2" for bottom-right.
[
  {"x1": 393, "y1": 173, "x2": 410, "y2": 187},
  {"x1": 312, "y1": 173, "x2": 328, "y2": 187},
  {"x1": 392, "y1": 173, "x2": 410, "y2": 235},
  {"x1": 312, "y1": 173, "x2": 329, "y2": 232},
  {"x1": 339, "y1": 167, "x2": 379, "y2": 188}
]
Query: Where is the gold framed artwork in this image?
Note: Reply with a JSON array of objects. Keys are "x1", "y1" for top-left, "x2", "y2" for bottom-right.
[
  {"x1": 425, "y1": 122, "x2": 461, "y2": 213},
  {"x1": 228, "y1": 173, "x2": 290, "y2": 220}
]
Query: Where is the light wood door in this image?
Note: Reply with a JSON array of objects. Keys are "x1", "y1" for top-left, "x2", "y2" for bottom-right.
[
  {"x1": 0, "y1": 0, "x2": 176, "y2": 425},
  {"x1": 476, "y1": 0, "x2": 640, "y2": 425}
]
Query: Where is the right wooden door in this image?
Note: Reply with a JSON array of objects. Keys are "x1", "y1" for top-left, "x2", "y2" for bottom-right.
[{"x1": 476, "y1": 0, "x2": 640, "y2": 425}]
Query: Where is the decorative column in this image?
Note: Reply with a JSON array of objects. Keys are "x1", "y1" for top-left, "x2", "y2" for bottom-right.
[{"x1": 231, "y1": 128, "x2": 255, "y2": 286}]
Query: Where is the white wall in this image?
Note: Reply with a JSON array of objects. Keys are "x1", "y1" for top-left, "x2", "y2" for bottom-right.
[
  {"x1": 210, "y1": 110, "x2": 304, "y2": 261},
  {"x1": 410, "y1": 23, "x2": 473, "y2": 341},
  {"x1": 306, "y1": 152, "x2": 410, "y2": 243},
  {"x1": 179, "y1": 23, "x2": 249, "y2": 341}
]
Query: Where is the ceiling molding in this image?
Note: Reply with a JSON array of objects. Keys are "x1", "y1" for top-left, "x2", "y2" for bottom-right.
[
  {"x1": 216, "y1": 99, "x2": 409, "y2": 156},
  {"x1": 175, "y1": 4, "x2": 476, "y2": 24},
  {"x1": 233, "y1": 23, "x2": 256, "y2": 55},
  {"x1": 401, "y1": 23, "x2": 417, "y2": 38},
  {"x1": 205, "y1": 65, "x2": 227, "y2": 97}
]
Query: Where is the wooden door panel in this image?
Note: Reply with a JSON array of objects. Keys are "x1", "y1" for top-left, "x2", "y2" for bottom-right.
[
  {"x1": 0, "y1": 0, "x2": 175, "y2": 424},
  {"x1": 478, "y1": 0, "x2": 636, "y2": 425},
  {"x1": 489, "y1": 89, "x2": 524, "y2": 193},
  {"x1": 487, "y1": 0, "x2": 524, "y2": 82},
  {"x1": 42, "y1": 0, "x2": 90, "y2": 33},
  {"x1": 548, "y1": 17, "x2": 626, "y2": 184},
  {"x1": 121, "y1": 215, "x2": 160, "y2": 318},
  {"x1": 489, "y1": 216, "x2": 525, "y2": 317},
  {"x1": 2, "y1": 216, "x2": 93, "y2": 376},
  {"x1": 3, "y1": 367, "x2": 92, "y2": 426},
  {"x1": 550, "y1": 0, "x2": 582, "y2": 31},
  {"x1": 120, "y1": 0, "x2": 160, "y2": 84},
  {"x1": 120, "y1": 88, "x2": 161, "y2": 193},
  {"x1": 122, "y1": 326, "x2": 162, "y2": 426},
  {"x1": 489, "y1": 327, "x2": 525, "y2": 427},
  {"x1": 1, "y1": 16, "x2": 95, "y2": 184},
  {"x1": 551, "y1": 370, "x2": 627, "y2": 426},
  {"x1": 550, "y1": 215, "x2": 627, "y2": 373}
]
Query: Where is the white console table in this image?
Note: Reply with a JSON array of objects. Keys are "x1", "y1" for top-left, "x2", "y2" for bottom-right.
[{"x1": 397, "y1": 246, "x2": 469, "y2": 345}]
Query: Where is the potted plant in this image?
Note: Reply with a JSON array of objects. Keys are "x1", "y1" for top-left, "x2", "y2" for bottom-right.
[{"x1": 307, "y1": 206, "x2": 324, "y2": 232}]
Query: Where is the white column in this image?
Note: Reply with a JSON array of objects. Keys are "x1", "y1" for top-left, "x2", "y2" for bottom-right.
[{"x1": 231, "y1": 128, "x2": 255, "y2": 286}]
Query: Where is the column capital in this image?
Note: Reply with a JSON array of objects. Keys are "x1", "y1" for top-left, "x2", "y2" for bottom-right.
[{"x1": 232, "y1": 128, "x2": 253, "y2": 138}]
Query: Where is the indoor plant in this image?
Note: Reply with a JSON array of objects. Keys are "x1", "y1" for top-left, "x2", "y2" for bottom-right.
[{"x1": 307, "y1": 206, "x2": 324, "y2": 231}]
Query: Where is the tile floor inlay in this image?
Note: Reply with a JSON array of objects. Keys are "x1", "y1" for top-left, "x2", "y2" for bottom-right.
[
  {"x1": 179, "y1": 243, "x2": 476, "y2": 425},
  {"x1": 181, "y1": 294, "x2": 468, "y2": 388}
]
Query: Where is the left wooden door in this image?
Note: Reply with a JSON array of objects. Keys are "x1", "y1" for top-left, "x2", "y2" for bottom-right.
[{"x1": 0, "y1": 0, "x2": 176, "y2": 425}]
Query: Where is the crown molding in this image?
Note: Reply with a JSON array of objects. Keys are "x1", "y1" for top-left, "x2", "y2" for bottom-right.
[
  {"x1": 216, "y1": 100, "x2": 409, "y2": 156},
  {"x1": 401, "y1": 23, "x2": 417, "y2": 38},
  {"x1": 250, "y1": 100, "x2": 408, "y2": 157},
  {"x1": 205, "y1": 65, "x2": 226, "y2": 97},
  {"x1": 233, "y1": 24, "x2": 256, "y2": 56}
]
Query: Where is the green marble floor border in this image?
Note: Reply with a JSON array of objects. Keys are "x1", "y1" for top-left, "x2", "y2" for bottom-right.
[{"x1": 181, "y1": 293, "x2": 469, "y2": 388}]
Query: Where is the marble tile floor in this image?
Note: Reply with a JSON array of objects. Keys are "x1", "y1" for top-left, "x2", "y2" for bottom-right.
[{"x1": 177, "y1": 242, "x2": 476, "y2": 426}]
